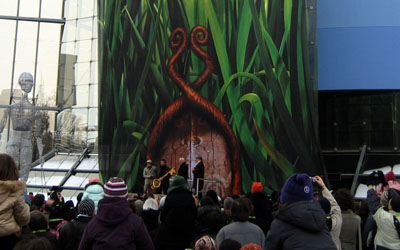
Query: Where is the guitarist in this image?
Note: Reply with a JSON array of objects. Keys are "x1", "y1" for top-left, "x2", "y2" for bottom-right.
[{"x1": 157, "y1": 159, "x2": 171, "y2": 194}]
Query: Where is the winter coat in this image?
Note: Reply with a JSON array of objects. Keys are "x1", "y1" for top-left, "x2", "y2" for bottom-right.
[
  {"x1": 249, "y1": 191, "x2": 273, "y2": 235},
  {"x1": 155, "y1": 188, "x2": 197, "y2": 250},
  {"x1": 367, "y1": 189, "x2": 400, "y2": 250},
  {"x1": 193, "y1": 162, "x2": 204, "y2": 190},
  {"x1": 82, "y1": 182, "x2": 104, "y2": 212},
  {"x1": 59, "y1": 215, "x2": 92, "y2": 250},
  {"x1": 265, "y1": 200, "x2": 337, "y2": 250},
  {"x1": 340, "y1": 209, "x2": 362, "y2": 250},
  {"x1": 78, "y1": 197, "x2": 154, "y2": 250},
  {"x1": 177, "y1": 162, "x2": 188, "y2": 180},
  {"x1": 321, "y1": 187, "x2": 343, "y2": 250},
  {"x1": 216, "y1": 221, "x2": 265, "y2": 247},
  {"x1": 0, "y1": 180, "x2": 30, "y2": 236},
  {"x1": 141, "y1": 209, "x2": 159, "y2": 233}
]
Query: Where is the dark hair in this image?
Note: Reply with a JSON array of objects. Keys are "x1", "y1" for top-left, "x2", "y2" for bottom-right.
[
  {"x1": 334, "y1": 188, "x2": 355, "y2": 211},
  {"x1": 219, "y1": 239, "x2": 241, "y2": 250},
  {"x1": 231, "y1": 198, "x2": 251, "y2": 222},
  {"x1": 206, "y1": 190, "x2": 219, "y2": 205},
  {"x1": 32, "y1": 194, "x2": 45, "y2": 207},
  {"x1": 391, "y1": 195, "x2": 400, "y2": 212},
  {"x1": 0, "y1": 153, "x2": 19, "y2": 180},
  {"x1": 29, "y1": 211, "x2": 48, "y2": 231},
  {"x1": 196, "y1": 156, "x2": 202, "y2": 161},
  {"x1": 13, "y1": 237, "x2": 53, "y2": 250},
  {"x1": 160, "y1": 159, "x2": 166, "y2": 163}
]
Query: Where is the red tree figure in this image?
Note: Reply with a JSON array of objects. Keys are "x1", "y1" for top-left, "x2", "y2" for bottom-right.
[{"x1": 147, "y1": 26, "x2": 241, "y2": 196}]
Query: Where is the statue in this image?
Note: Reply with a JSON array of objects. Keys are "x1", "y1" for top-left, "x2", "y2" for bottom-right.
[{"x1": 0, "y1": 72, "x2": 43, "y2": 181}]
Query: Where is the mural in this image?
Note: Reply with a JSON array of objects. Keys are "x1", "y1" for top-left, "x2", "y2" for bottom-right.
[{"x1": 98, "y1": 0, "x2": 323, "y2": 196}]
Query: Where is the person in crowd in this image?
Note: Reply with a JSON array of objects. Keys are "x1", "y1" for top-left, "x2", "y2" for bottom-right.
[
  {"x1": 155, "y1": 175, "x2": 197, "y2": 250},
  {"x1": 133, "y1": 199, "x2": 144, "y2": 216},
  {"x1": 143, "y1": 160, "x2": 157, "y2": 194},
  {"x1": 194, "y1": 235, "x2": 217, "y2": 250},
  {"x1": 314, "y1": 176, "x2": 343, "y2": 250},
  {"x1": 82, "y1": 177, "x2": 104, "y2": 212},
  {"x1": 265, "y1": 173, "x2": 337, "y2": 250},
  {"x1": 377, "y1": 171, "x2": 400, "y2": 208},
  {"x1": 223, "y1": 197, "x2": 234, "y2": 224},
  {"x1": 334, "y1": 188, "x2": 362, "y2": 250},
  {"x1": 27, "y1": 210, "x2": 58, "y2": 249},
  {"x1": 13, "y1": 237, "x2": 54, "y2": 250},
  {"x1": 0, "y1": 153, "x2": 30, "y2": 250},
  {"x1": 141, "y1": 197, "x2": 159, "y2": 234},
  {"x1": 64, "y1": 200, "x2": 77, "y2": 221},
  {"x1": 216, "y1": 197, "x2": 265, "y2": 247},
  {"x1": 78, "y1": 177, "x2": 154, "y2": 250},
  {"x1": 157, "y1": 159, "x2": 171, "y2": 194},
  {"x1": 206, "y1": 190, "x2": 220, "y2": 207},
  {"x1": 196, "y1": 195, "x2": 225, "y2": 237},
  {"x1": 30, "y1": 193, "x2": 45, "y2": 212},
  {"x1": 177, "y1": 157, "x2": 189, "y2": 181},
  {"x1": 219, "y1": 239, "x2": 241, "y2": 250},
  {"x1": 366, "y1": 170, "x2": 400, "y2": 250},
  {"x1": 193, "y1": 156, "x2": 205, "y2": 195},
  {"x1": 59, "y1": 199, "x2": 95, "y2": 250},
  {"x1": 48, "y1": 195, "x2": 67, "y2": 239},
  {"x1": 248, "y1": 182, "x2": 273, "y2": 235}
]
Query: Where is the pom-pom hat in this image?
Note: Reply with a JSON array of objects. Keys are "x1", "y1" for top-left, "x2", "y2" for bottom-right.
[
  {"x1": 104, "y1": 177, "x2": 128, "y2": 198},
  {"x1": 280, "y1": 173, "x2": 313, "y2": 204}
]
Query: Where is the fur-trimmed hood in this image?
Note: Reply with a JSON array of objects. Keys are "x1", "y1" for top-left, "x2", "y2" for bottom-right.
[{"x1": 0, "y1": 180, "x2": 26, "y2": 193}]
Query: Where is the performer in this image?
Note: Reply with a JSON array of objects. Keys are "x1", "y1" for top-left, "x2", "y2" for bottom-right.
[
  {"x1": 157, "y1": 159, "x2": 171, "y2": 194},
  {"x1": 143, "y1": 159, "x2": 156, "y2": 194},
  {"x1": 177, "y1": 157, "x2": 189, "y2": 181},
  {"x1": 0, "y1": 72, "x2": 43, "y2": 182},
  {"x1": 192, "y1": 156, "x2": 205, "y2": 195}
]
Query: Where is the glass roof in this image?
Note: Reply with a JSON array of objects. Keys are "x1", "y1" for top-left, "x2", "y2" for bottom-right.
[{"x1": 27, "y1": 153, "x2": 99, "y2": 199}]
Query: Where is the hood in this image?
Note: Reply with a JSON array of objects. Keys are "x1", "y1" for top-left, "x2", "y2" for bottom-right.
[
  {"x1": 0, "y1": 180, "x2": 25, "y2": 204},
  {"x1": 96, "y1": 197, "x2": 133, "y2": 226},
  {"x1": 276, "y1": 201, "x2": 327, "y2": 233},
  {"x1": 85, "y1": 183, "x2": 104, "y2": 195}
]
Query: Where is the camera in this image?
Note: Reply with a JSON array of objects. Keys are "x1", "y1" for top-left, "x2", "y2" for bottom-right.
[{"x1": 48, "y1": 186, "x2": 63, "y2": 200}]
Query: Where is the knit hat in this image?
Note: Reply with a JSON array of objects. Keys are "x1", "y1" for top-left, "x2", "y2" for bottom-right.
[
  {"x1": 143, "y1": 198, "x2": 158, "y2": 210},
  {"x1": 104, "y1": 177, "x2": 128, "y2": 198},
  {"x1": 168, "y1": 175, "x2": 189, "y2": 193},
  {"x1": 78, "y1": 199, "x2": 95, "y2": 216},
  {"x1": 194, "y1": 235, "x2": 216, "y2": 250},
  {"x1": 318, "y1": 197, "x2": 331, "y2": 215},
  {"x1": 251, "y1": 182, "x2": 263, "y2": 193},
  {"x1": 240, "y1": 244, "x2": 263, "y2": 250},
  {"x1": 89, "y1": 177, "x2": 100, "y2": 183},
  {"x1": 385, "y1": 171, "x2": 396, "y2": 182},
  {"x1": 280, "y1": 173, "x2": 313, "y2": 204}
]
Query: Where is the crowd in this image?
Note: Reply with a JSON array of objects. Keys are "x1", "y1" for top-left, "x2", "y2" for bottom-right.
[{"x1": 1, "y1": 152, "x2": 400, "y2": 250}]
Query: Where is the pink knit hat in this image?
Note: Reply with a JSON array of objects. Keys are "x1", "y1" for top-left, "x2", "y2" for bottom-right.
[{"x1": 89, "y1": 177, "x2": 100, "y2": 183}]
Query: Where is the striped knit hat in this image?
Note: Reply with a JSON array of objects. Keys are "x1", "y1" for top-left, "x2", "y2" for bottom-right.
[
  {"x1": 78, "y1": 199, "x2": 95, "y2": 216},
  {"x1": 104, "y1": 177, "x2": 128, "y2": 198},
  {"x1": 194, "y1": 235, "x2": 216, "y2": 250}
]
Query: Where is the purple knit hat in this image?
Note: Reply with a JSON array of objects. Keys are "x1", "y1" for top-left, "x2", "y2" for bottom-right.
[
  {"x1": 280, "y1": 173, "x2": 313, "y2": 204},
  {"x1": 104, "y1": 177, "x2": 128, "y2": 198}
]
